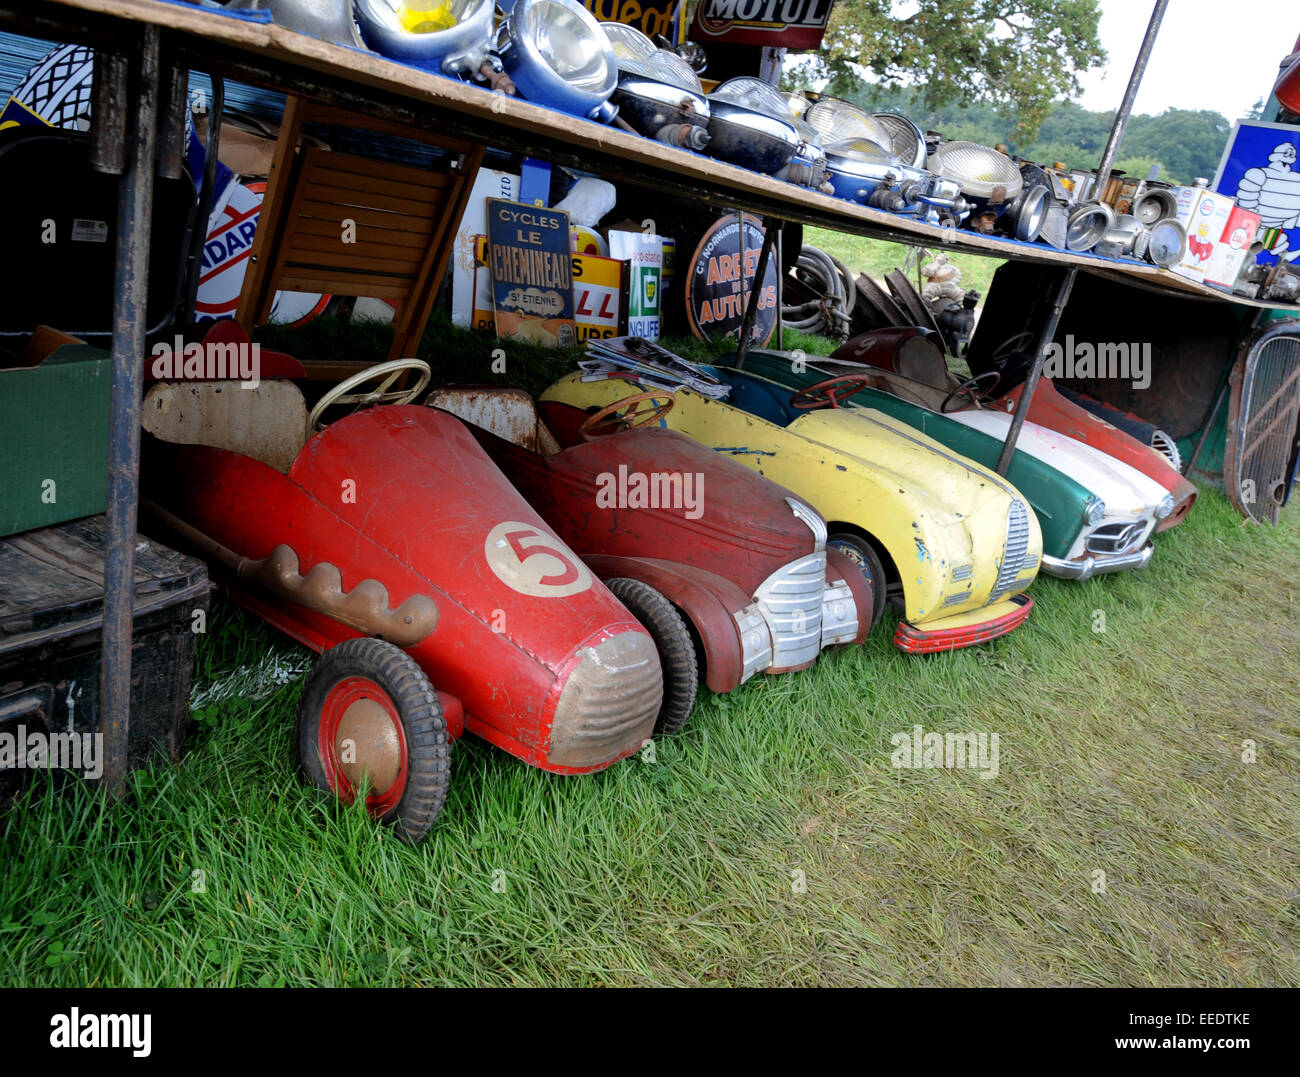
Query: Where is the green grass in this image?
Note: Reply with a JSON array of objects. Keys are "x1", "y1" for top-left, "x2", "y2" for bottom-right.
[
  {"x1": 803, "y1": 226, "x2": 1005, "y2": 303},
  {"x1": 3, "y1": 493, "x2": 1297, "y2": 986},
  {"x1": 2, "y1": 319, "x2": 1297, "y2": 987}
]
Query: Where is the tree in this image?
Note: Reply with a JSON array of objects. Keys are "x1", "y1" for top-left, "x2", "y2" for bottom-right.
[{"x1": 797, "y1": 0, "x2": 1106, "y2": 142}]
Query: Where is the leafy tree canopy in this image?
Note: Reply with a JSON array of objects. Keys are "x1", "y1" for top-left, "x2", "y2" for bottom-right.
[{"x1": 797, "y1": 0, "x2": 1107, "y2": 141}]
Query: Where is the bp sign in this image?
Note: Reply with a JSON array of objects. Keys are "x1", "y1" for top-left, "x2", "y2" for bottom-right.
[{"x1": 685, "y1": 213, "x2": 779, "y2": 346}]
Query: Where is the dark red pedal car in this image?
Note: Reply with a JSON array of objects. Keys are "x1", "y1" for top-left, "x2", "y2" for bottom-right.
[{"x1": 428, "y1": 385, "x2": 873, "y2": 734}]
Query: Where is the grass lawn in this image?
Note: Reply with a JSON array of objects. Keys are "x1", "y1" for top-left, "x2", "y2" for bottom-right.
[{"x1": 2, "y1": 321, "x2": 1297, "y2": 987}]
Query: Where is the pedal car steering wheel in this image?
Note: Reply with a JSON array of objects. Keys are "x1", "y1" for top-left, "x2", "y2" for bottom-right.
[
  {"x1": 579, "y1": 391, "x2": 675, "y2": 441},
  {"x1": 309, "y1": 359, "x2": 432, "y2": 430},
  {"x1": 940, "y1": 370, "x2": 1000, "y2": 414},
  {"x1": 790, "y1": 373, "x2": 875, "y2": 410}
]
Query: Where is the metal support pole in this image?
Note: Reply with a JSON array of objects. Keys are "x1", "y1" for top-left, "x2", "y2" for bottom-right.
[
  {"x1": 994, "y1": 267, "x2": 1078, "y2": 476},
  {"x1": 734, "y1": 216, "x2": 778, "y2": 371},
  {"x1": 774, "y1": 223, "x2": 784, "y2": 352},
  {"x1": 100, "y1": 26, "x2": 162, "y2": 793},
  {"x1": 1094, "y1": 0, "x2": 1169, "y2": 197},
  {"x1": 89, "y1": 52, "x2": 128, "y2": 175}
]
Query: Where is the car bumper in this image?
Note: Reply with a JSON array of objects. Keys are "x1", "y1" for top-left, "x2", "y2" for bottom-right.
[
  {"x1": 894, "y1": 595, "x2": 1033, "y2": 654},
  {"x1": 1040, "y1": 543, "x2": 1153, "y2": 580}
]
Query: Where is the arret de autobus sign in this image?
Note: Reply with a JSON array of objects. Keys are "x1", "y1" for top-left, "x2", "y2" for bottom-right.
[
  {"x1": 689, "y1": 0, "x2": 836, "y2": 49},
  {"x1": 580, "y1": 1, "x2": 678, "y2": 40}
]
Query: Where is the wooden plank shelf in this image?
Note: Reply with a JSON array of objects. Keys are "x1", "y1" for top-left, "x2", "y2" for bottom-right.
[{"x1": 4, "y1": 0, "x2": 1295, "y2": 314}]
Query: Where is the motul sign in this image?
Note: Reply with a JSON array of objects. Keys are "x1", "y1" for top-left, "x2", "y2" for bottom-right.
[{"x1": 689, "y1": 0, "x2": 835, "y2": 50}]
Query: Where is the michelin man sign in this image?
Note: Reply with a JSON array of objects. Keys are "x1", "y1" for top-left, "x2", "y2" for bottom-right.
[{"x1": 1214, "y1": 119, "x2": 1300, "y2": 265}]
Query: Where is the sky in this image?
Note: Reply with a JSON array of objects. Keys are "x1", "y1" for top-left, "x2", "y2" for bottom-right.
[{"x1": 1075, "y1": 0, "x2": 1298, "y2": 120}]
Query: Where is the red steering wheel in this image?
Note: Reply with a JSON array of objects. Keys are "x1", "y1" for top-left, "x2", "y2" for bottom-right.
[{"x1": 790, "y1": 373, "x2": 877, "y2": 410}]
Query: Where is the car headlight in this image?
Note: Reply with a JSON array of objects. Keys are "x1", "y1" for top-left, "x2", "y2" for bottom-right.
[
  {"x1": 1084, "y1": 498, "x2": 1107, "y2": 526},
  {"x1": 494, "y1": 0, "x2": 618, "y2": 122},
  {"x1": 926, "y1": 141, "x2": 1023, "y2": 202},
  {"x1": 804, "y1": 98, "x2": 893, "y2": 150},
  {"x1": 1154, "y1": 494, "x2": 1175, "y2": 520},
  {"x1": 354, "y1": 0, "x2": 495, "y2": 75}
]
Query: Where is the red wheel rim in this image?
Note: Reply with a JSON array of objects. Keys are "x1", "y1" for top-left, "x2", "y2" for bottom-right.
[{"x1": 317, "y1": 676, "x2": 409, "y2": 817}]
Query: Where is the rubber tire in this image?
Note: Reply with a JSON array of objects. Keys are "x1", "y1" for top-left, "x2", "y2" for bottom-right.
[
  {"x1": 827, "y1": 533, "x2": 891, "y2": 629},
  {"x1": 297, "y1": 637, "x2": 450, "y2": 844},
  {"x1": 605, "y1": 577, "x2": 699, "y2": 736}
]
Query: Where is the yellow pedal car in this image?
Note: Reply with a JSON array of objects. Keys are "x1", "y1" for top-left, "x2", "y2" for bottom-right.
[{"x1": 540, "y1": 368, "x2": 1043, "y2": 653}]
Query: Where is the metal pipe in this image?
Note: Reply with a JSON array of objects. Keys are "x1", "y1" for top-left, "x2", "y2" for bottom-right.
[
  {"x1": 158, "y1": 58, "x2": 189, "y2": 180},
  {"x1": 774, "y1": 222, "x2": 784, "y2": 352},
  {"x1": 89, "y1": 50, "x2": 128, "y2": 175},
  {"x1": 1095, "y1": 0, "x2": 1169, "y2": 197},
  {"x1": 994, "y1": 266, "x2": 1078, "y2": 476},
  {"x1": 100, "y1": 26, "x2": 162, "y2": 794},
  {"x1": 179, "y1": 74, "x2": 225, "y2": 328},
  {"x1": 734, "y1": 216, "x2": 778, "y2": 371}
]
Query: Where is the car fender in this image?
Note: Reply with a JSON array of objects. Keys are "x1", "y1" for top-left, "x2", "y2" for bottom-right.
[{"x1": 581, "y1": 553, "x2": 749, "y2": 693}]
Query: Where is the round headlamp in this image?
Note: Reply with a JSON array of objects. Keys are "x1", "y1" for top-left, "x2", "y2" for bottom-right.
[
  {"x1": 1146, "y1": 219, "x2": 1187, "y2": 268},
  {"x1": 599, "y1": 20, "x2": 655, "y2": 62},
  {"x1": 1066, "y1": 201, "x2": 1115, "y2": 252},
  {"x1": 927, "y1": 141, "x2": 1023, "y2": 202},
  {"x1": 1155, "y1": 494, "x2": 1175, "y2": 521},
  {"x1": 228, "y1": 0, "x2": 364, "y2": 48},
  {"x1": 872, "y1": 112, "x2": 926, "y2": 168},
  {"x1": 1084, "y1": 498, "x2": 1107, "y2": 526},
  {"x1": 805, "y1": 98, "x2": 893, "y2": 150},
  {"x1": 354, "y1": 0, "x2": 495, "y2": 74},
  {"x1": 1002, "y1": 182, "x2": 1050, "y2": 242},
  {"x1": 495, "y1": 0, "x2": 618, "y2": 122}
]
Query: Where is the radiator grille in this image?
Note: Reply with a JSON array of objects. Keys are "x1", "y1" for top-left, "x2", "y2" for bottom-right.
[{"x1": 989, "y1": 500, "x2": 1030, "y2": 604}]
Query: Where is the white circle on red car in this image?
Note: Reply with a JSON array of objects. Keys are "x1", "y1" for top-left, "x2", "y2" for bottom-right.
[
  {"x1": 195, "y1": 180, "x2": 329, "y2": 324},
  {"x1": 484, "y1": 522, "x2": 592, "y2": 598}
]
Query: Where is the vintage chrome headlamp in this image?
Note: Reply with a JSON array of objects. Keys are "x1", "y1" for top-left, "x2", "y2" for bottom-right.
[
  {"x1": 804, "y1": 98, "x2": 892, "y2": 151},
  {"x1": 354, "y1": 0, "x2": 495, "y2": 75},
  {"x1": 1000, "y1": 181, "x2": 1050, "y2": 242},
  {"x1": 872, "y1": 112, "x2": 926, "y2": 168},
  {"x1": 1146, "y1": 219, "x2": 1187, "y2": 267},
  {"x1": 1154, "y1": 494, "x2": 1175, "y2": 521},
  {"x1": 928, "y1": 140, "x2": 1026, "y2": 233},
  {"x1": 599, "y1": 20, "x2": 656, "y2": 63},
  {"x1": 1066, "y1": 201, "x2": 1115, "y2": 252},
  {"x1": 228, "y1": 0, "x2": 364, "y2": 47},
  {"x1": 703, "y1": 78, "x2": 800, "y2": 175},
  {"x1": 607, "y1": 40, "x2": 710, "y2": 148},
  {"x1": 494, "y1": 0, "x2": 618, "y2": 121},
  {"x1": 1084, "y1": 497, "x2": 1107, "y2": 526}
]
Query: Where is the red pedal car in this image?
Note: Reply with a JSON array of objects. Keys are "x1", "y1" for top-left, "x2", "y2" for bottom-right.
[
  {"x1": 141, "y1": 359, "x2": 664, "y2": 842},
  {"x1": 428, "y1": 386, "x2": 873, "y2": 734}
]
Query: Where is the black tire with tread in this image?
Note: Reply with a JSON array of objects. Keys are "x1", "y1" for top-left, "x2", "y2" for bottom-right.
[
  {"x1": 605, "y1": 577, "x2": 699, "y2": 736},
  {"x1": 827, "y1": 533, "x2": 891, "y2": 629},
  {"x1": 297, "y1": 637, "x2": 450, "y2": 844}
]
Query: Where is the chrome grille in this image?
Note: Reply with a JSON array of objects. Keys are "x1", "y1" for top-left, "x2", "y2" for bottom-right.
[
  {"x1": 753, "y1": 551, "x2": 827, "y2": 670},
  {"x1": 989, "y1": 500, "x2": 1029, "y2": 604},
  {"x1": 1233, "y1": 332, "x2": 1300, "y2": 525},
  {"x1": 1085, "y1": 520, "x2": 1149, "y2": 555},
  {"x1": 733, "y1": 604, "x2": 774, "y2": 683}
]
